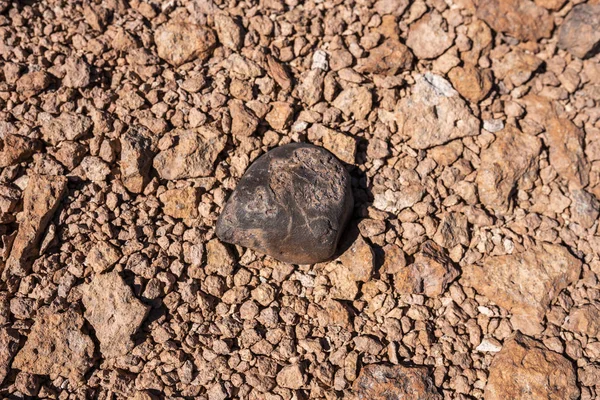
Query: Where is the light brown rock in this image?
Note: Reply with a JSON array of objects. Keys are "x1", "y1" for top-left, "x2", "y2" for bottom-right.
[
  {"x1": 276, "y1": 364, "x2": 305, "y2": 389},
  {"x1": 159, "y1": 186, "x2": 199, "y2": 219},
  {"x1": 356, "y1": 39, "x2": 413, "y2": 75},
  {"x1": 12, "y1": 310, "x2": 94, "y2": 384},
  {"x1": 214, "y1": 14, "x2": 243, "y2": 50},
  {"x1": 4, "y1": 175, "x2": 68, "y2": 277},
  {"x1": 153, "y1": 127, "x2": 226, "y2": 180},
  {"x1": 353, "y1": 364, "x2": 441, "y2": 400},
  {"x1": 265, "y1": 102, "x2": 294, "y2": 131},
  {"x1": 81, "y1": 272, "x2": 150, "y2": 359},
  {"x1": 373, "y1": 169, "x2": 424, "y2": 213},
  {"x1": 62, "y1": 57, "x2": 91, "y2": 88},
  {"x1": 120, "y1": 127, "x2": 154, "y2": 194},
  {"x1": 16, "y1": 71, "x2": 51, "y2": 97},
  {"x1": 492, "y1": 50, "x2": 543, "y2": 87},
  {"x1": 485, "y1": 333, "x2": 579, "y2": 400},
  {"x1": 447, "y1": 64, "x2": 492, "y2": 103},
  {"x1": 535, "y1": 0, "x2": 566, "y2": 10},
  {"x1": 85, "y1": 241, "x2": 122, "y2": 273},
  {"x1": 0, "y1": 134, "x2": 41, "y2": 168},
  {"x1": 406, "y1": 11, "x2": 454, "y2": 60},
  {"x1": 338, "y1": 234, "x2": 375, "y2": 283},
  {"x1": 229, "y1": 100, "x2": 259, "y2": 138},
  {"x1": 0, "y1": 327, "x2": 19, "y2": 385},
  {"x1": 476, "y1": 0, "x2": 554, "y2": 42},
  {"x1": 321, "y1": 128, "x2": 356, "y2": 164},
  {"x1": 332, "y1": 86, "x2": 372, "y2": 120},
  {"x1": 154, "y1": 20, "x2": 217, "y2": 66},
  {"x1": 546, "y1": 117, "x2": 589, "y2": 188},
  {"x1": 266, "y1": 55, "x2": 292, "y2": 90},
  {"x1": 396, "y1": 73, "x2": 479, "y2": 149},
  {"x1": 40, "y1": 113, "x2": 92, "y2": 146},
  {"x1": 296, "y1": 69, "x2": 324, "y2": 107},
  {"x1": 476, "y1": 126, "x2": 541, "y2": 214},
  {"x1": 394, "y1": 241, "x2": 459, "y2": 298},
  {"x1": 565, "y1": 303, "x2": 600, "y2": 337},
  {"x1": 463, "y1": 243, "x2": 582, "y2": 335}
]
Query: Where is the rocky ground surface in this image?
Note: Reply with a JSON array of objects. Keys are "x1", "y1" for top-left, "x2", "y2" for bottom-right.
[{"x1": 0, "y1": 0, "x2": 599, "y2": 399}]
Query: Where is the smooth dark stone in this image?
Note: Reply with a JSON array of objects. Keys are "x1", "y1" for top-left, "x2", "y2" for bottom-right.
[{"x1": 216, "y1": 143, "x2": 353, "y2": 264}]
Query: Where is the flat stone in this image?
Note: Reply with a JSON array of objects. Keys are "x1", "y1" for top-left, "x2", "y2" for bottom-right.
[
  {"x1": 216, "y1": 143, "x2": 353, "y2": 265},
  {"x1": 485, "y1": 333, "x2": 579, "y2": 400},
  {"x1": 276, "y1": 364, "x2": 306, "y2": 390},
  {"x1": 159, "y1": 186, "x2": 199, "y2": 219},
  {"x1": 154, "y1": 20, "x2": 216, "y2": 66},
  {"x1": 12, "y1": 309, "x2": 94, "y2": 384},
  {"x1": 558, "y1": 4, "x2": 600, "y2": 59},
  {"x1": 356, "y1": 38, "x2": 414, "y2": 75},
  {"x1": 353, "y1": 364, "x2": 441, "y2": 400},
  {"x1": 85, "y1": 241, "x2": 122, "y2": 273},
  {"x1": 40, "y1": 113, "x2": 92, "y2": 146},
  {"x1": 476, "y1": 0, "x2": 554, "y2": 42},
  {"x1": 406, "y1": 11, "x2": 454, "y2": 60}
]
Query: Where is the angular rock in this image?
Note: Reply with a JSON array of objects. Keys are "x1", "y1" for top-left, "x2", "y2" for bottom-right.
[
  {"x1": 81, "y1": 272, "x2": 150, "y2": 359},
  {"x1": 356, "y1": 39, "x2": 413, "y2": 75},
  {"x1": 62, "y1": 57, "x2": 91, "y2": 88},
  {"x1": 569, "y1": 189, "x2": 599, "y2": 229},
  {"x1": 485, "y1": 333, "x2": 579, "y2": 400},
  {"x1": 266, "y1": 55, "x2": 292, "y2": 90},
  {"x1": 154, "y1": 20, "x2": 217, "y2": 66},
  {"x1": 535, "y1": 0, "x2": 566, "y2": 10},
  {"x1": 0, "y1": 185, "x2": 21, "y2": 224},
  {"x1": 120, "y1": 127, "x2": 154, "y2": 193},
  {"x1": 265, "y1": 102, "x2": 294, "y2": 131},
  {"x1": 463, "y1": 243, "x2": 581, "y2": 335},
  {"x1": 492, "y1": 49, "x2": 543, "y2": 87},
  {"x1": 12, "y1": 310, "x2": 94, "y2": 384},
  {"x1": 374, "y1": 0, "x2": 409, "y2": 16},
  {"x1": 373, "y1": 169, "x2": 424, "y2": 213},
  {"x1": 477, "y1": 126, "x2": 541, "y2": 214},
  {"x1": 159, "y1": 186, "x2": 199, "y2": 219},
  {"x1": 406, "y1": 11, "x2": 454, "y2": 60},
  {"x1": 0, "y1": 133, "x2": 41, "y2": 168},
  {"x1": 85, "y1": 241, "x2": 122, "y2": 273},
  {"x1": 216, "y1": 143, "x2": 353, "y2": 265},
  {"x1": 4, "y1": 175, "x2": 68, "y2": 277},
  {"x1": 153, "y1": 127, "x2": 226, "y2": 180},
  {"x1": 214, "y1": 14, "x2": 243, "y2": 50},
  {"x1": 229, "y1": 100, "x2": 259, "y2": 138},
  {"x1": 226, "y1": 54, "x2": 263, "y2": 80},
  {"x1": 0, "y1": 327, "x2": 19, "y2": 385},
  {"x1": 332, "y1": 86, "x2": 372, "y2": 121},
  {"x1": 433, "y1": 213, "x2": 469, "y2": 249},
  {"x1": 565, "y1": 303, "x2": 600, "y2": 337},
  {"x1": 40, "y1": 113, "x2": 92, "y2": 146},
  {"x1": 394, "y1": 241, "x2": 459, "y2": 298},
  {"x1": 338, "y1": 233, "x2": 375, "y2": 283},
  {"x1": 447, "y1": 64, "x2": 492, "y2": 103},
  {"x1": 476, "y1": 0, "x2": 554, "y2": 42},
  {"x1": 353, "y1": 364, "x2": 441, "y2": 400},
  {"x1": 79, "y1": 156, "x2": 111, "y2": 182},
  {"x1": 558, "y1": 4, "x2": 600, "y2": 59},
  {"x1": 395, "y1": 74, "x2": 479, "y2": 149},
  {"x1": 321, "y1": 128, "x2": 356, "y2": 165},
  {"x1": 276, "y1": 364, "x2": 306, "y2": 390},
  {"x1": 16, "y1": 71, "x2": 51, "y2": 97},
  {"x1": 546, "y1": 117, "x2": 589, "y2": 188},
  {"x1": 296, "y1": 69, "x2": 324, "y2": 107},
  {"x1": 205, "y1": 239, "x2": 235, "y2": 276}
]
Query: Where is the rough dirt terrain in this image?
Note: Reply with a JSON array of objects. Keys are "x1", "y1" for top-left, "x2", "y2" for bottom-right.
[{"x1": 0, "y1": 0, "x2": 599, "y2": 399}]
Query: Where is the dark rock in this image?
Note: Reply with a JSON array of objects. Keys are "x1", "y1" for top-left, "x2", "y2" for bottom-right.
[
  {"x1": 216, "y1": 143, "x2": 353, "y2": 264},
  {"x1": 558, "y1": 4, "x2": 600, "y2": 59}
]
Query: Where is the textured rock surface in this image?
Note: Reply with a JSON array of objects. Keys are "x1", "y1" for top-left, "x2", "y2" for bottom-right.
[
  {"x1": 447, "y1": 64, "x2": 493, "y2": 103},
  {"x1": 159, "y1": 186, "x2": 199, "y2": 219},
  {"x1": 406, "y1": 11, "x2": 455, "y2": 60},
  {"x1": 81, "y1": 272, "x2": 150, "y2": 359},
  {"x1": 476, "y1": 0, "x2": 554, "y2": 41},
  {"x1": 12, "y1": 309, "x2": 94, "y2": 384},
  {"x1": 0, "y1": 328, "x2": 19, "y2": 385},
  {"x1": 216, "y1": 143, "x2": 353, "y2": 264},
  {"x1": 0, "y1": 133, "x2": 41, "y2": 168},
  {"x1": 558, "y1": 4, "x2": 600, "y2": 59},
  {"x1": 85, "y1": 241, "x2": 122, "y2": 273},
  {"x1": 356, "y1": 38, "x2": 413, "y2": 75},
  {"x1": 565, "y1": 303, "x2": 600, "y2": 336},
  {"x1": 120, "y1": 127, "x2": 154, "y2": 193},
  {"x1": 485, "y1": 333, "x2": 579, "y2": 400},
  {"x1": 153, "y1": 20, "x2": 216, "y2": 66},
  {"x1": 546, "y1": 115, "x2": 590, "y2": 188},
  {"x1": 464, "y1": 243, "x2": 581, "y2": 335},
  {"x1": 353, "y1": 364, "x2": 442, "y2": 400},
  {"x1": 396, "y1": 74, "x2": 479, "y2": 149}
]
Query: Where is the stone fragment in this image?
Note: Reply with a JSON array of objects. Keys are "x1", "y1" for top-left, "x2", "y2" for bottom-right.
[
  {"x1": 214, "y1": 14, "x2": 243, "y2": 50},
  {"x1": 374, "y1": 0, "x2": 409, "y2": 16},
  {"x1": 83, "y1": 3, "x2": 109, "y2": 31},
  {"x1": 569, "y1": 189, "x2": 599, "y2": 229},
  {"x1": 229, "y1": 100, "x2": 259, "y2": 138},
  {"x1": 464, "y1": 243, "x2": 581, "y2": 335},
  {"x1": 332, "y1": 86, "x2": 372, "y2": 120},
  {"x1": 154, "y1": 20, "x2": 217, "y2": 66},
  {"x1": 40, "y1": 113, "x2": 92, "y2": 146},
  {"x1": 476, "y1": 0, "x2": 554, "y2": 42},
  {"x1": 477, "y1": 126, "x2": 541, "y2": 214},
  {"x1": 565, "y1": 303, "x2": 600, "y2": 337},
  {"x1": 0, "y1": 327, "x2": 19, "y2": 385},
  {"x1": 81, "y1": 272, "x2": 150, "y2": 359},
  {"x1": 266, "y1": 55, "x2": 292, "y2": 90},
  {"x1": 265, "y1": 102, "x2": 294, "y2": 131},
  {"x1": 338, "y1": 234, "x2": 375, "y2": 283},
  {"x1": 216, "y1": 143, "x2": 353, "y2": 265},
  {"x1": 373, "y1": 169, "x2": 424, "y2": 213},
  {"x1": 476, "y1": 338, "x2": 502, "y2": 352},
  {"x1": 296, "y1": 69, "x2": 324, "y2": 107},
  {"x1": 461, "y1": 20, "x2": 493, "y2": 65},
  {"x1": 4, "y1": 175, "x2": 67, "y2": 277},
  {"x1": 492, "y1": 50, "x2": 543, "y2": 87},
  {"x1": 447, "y1": 64, "x2": 492, "y2": 103},
  {"x1": 353, "y1": 364, "x2": 441, "y2": 400},
  {"x1": 535, "y1": 0, "x2": 566, "y2": 10},
  {"x1": 356, "y1": 39, "x2": 413, "y2": 75},
  {"x1": 433, "y1": 213, "x2": 469, "y2": 249},
  {"x1": 50, "y1": 141, "x2": 87, "y2": 171},
  {"x1": 62, "y1": 57, "x2": 91, "y2": 88},
  {"x1": 395, "y1": 74, "x2": 479, "y2": 150},
  {"x1": 120, "y1": 127, "x2": 154, "y2": 193},
  {"x1": 0, "y1": 185, "x2": 20, "y2": 224},
  {"x1": 16, "y1": 71, "x2": 51, "y2": 97},
  {"x1": 226, "y1": 54, "x2": 263, "y2": 80},
  {"x1": 406, "y1": 11, "x2": 454, "y2": 60},
  {"x1": 205, "y1": 239, "x2": 235, "y2": 276},
  {"x1": 85, "y1": 241, "x2": 122, "y2": 273},
  {"x1": 558, "y1": 5, "x2": 600, "y2": 59},
  {"x1": 0, "y1": 134, "x2": 41, "y2": 167},
  {"x1": 79, "y1": 156, "x2": 111, "y2": 182},
  {"x1": 394, "y1": 241, "x2": 459, "y2": 298},
  {"x1": 159, "y1": 186, "x2": 199, "y2": 219},
  {"x1": 12, "y1": 310, "x2": 94, "y2": 384},
  {"x1": 485, "y1": 333, "x2": 579, "y2": 400},
  {"x1": 381, "y1": 244, "x2": 407, "y2": 274},
  {"x1": 546, "y1": 117, "x2": 589, "y2": 188},
  {"x1": 153, "y1": 127, "x2": 226, "y2": 180},
  {"x1": 276, "y1": 364, "x2": 305, "y2": 389},
  {"x1": 321, "y1": 128, "x2": 356, "y2": 164}
]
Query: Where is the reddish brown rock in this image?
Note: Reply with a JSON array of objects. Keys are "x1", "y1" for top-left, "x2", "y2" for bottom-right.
[
  {"x1": 333, "y1": 86, "x2": 372, "y2": 121},
  {"x1": 4, "y1": 175, "x2": 68, "y2": 277},
  {"x1": 12, "y1": 309, "x2": 94, "y2": 384},
  {"x1": 476, "y1": 0, "x2": 554, "y2": 42},
  {"x1": 0, "y1": 134, "x2": 41, "y2": 168},
  {"x1": 356, "y1": 38, "x2": 413, "y2": 75},
  {"x1": 546, "y1": 117, "x2": 590, "y2": 188},
  {"x1": 296, "y1": 69, "x2": 325, "y2": 107},
  {"x1": 229, "y1": 100, "x2": 260, "y2": 138},
  {"x1": 406, "y1": 11, "x2": 454, "y2": 60},
  {"x1": 463, "y1": 243, "x2": 582, "y2": 335},
  {"x1": 85, "y1": 241, "x2": 122, "y2": 273},
  {"x1": 485, "y1": 333, "x2": 579, "y2": 400},
  {"x1": 266, "y1": 55, "x2": 292, "y2": 90},
  {"x1": 321, "y1": 127, "x2": 356, "y2": 165},
  {"x1": 40, "y1": 113, "x2": 92, "y2": 146},
  {"x1": 16, "y1": 71, "x2": 51, "y2": 97},
  {"x1": 558, "y1": 4, "x2": 600, "y2": 59},
  {"x1": 120, "y1": 126, "x2": 154, "y2": 194},
  {"x1": 477, "y1": 126, "x2": 541, "y2": 214},
  {"x1": 0, "y1": 327, "x2": 19, "y2": 385},
  {"x1": 353, "y1": 364, "x2": 441, "y2": 400},
  {"x1": 276, "y1": 364, "x2": 306, "y2": 390},
  {"x1": 492, "y1": 49, "x2": 543, "y2": 87},
  {"x1": 62, "y1": 57, "x2": 91, "y2": 88},
  {"x1": 265, "y1": 102, "x2": 294, "y2": 131},
  {"x1": 154, "y1": 20, "x2": 217, "y2": 66},
  {"x1": 159, "y1": 186, "x2": 199, "y2": 219},
  {"x1": 447, "y1": 64, "x2": 493, "y2": 103},
  {"x1": 214, "y1": 13, "x2": 244, "y2": 50},
  {"x1": 565, "y1": 303, "x2": 600, "y2": 337},
  {"x1": 394, "y1": 241, "x2": 459, "y2": 298}
]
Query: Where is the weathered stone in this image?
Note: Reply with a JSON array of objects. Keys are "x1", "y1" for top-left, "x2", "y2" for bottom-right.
[
  {"x1": 154, "y1": 20, "x2": 217, "y2": 66},
  {"x1": 492, "y1": 49, "x2": 543, "y2": 87},
  {"x1": 406, "y1": 11, "x2": 454, "y2": 60},
  {"x1": 159, "y1": 186, "x2": 199, "y2": 219},
  {"x1": 85, "y1": 241, "x2": 122, "y2": 273},
  {"x1": 266, "y1": 55, "x2": 292, "y2": 90},
  {"x1": 485, "y1": 333, "x2": 579, "y2": 400},
  {"x1": 153, "y1": 127, "x2": 226, "y2": 180},
  {"x1": 332, "y1": 86, "x2": 372, "y2": 120},
  {"x1": 464, "y1": 243, "x2": 582, "y2": 335},
  {"x1": 565, "y1": 303, "x2": 600, "y2": 337},
  {"x1": 433, "y1": 213, "x2": 469, "y2": 249},
  {"x1": 62, "y1": 57, "x2": 91, "y2": 88},
  {"x1": 16, "y1": 71, "x2": 51, "y2": 97},
  {"x1": 4, "y1": 175, "x2": 68, "y2": 277},
  {"x1": 0, "y1": 327, "x2": 19, "y2": 385},
  {"x1": 296, "y1": 69, "x2": 324, "y2": 107},
  {"x1": 546, "y1": 117, "x2": 590, "y2": 188},
  {"x1": 353, "y1": 364, "x2": 441, "y2": 400},
  {"x1": 81, "y1": 272, "x2": 150, "y2": 359},
  {"x1": 477, "y1": 126, "x2": 541, "y2": 214},
  {"x1": 12, "y1": 310, "x2": 94, "y2": 384},
  {"x1": 447, "y1": 64, "x2": 492, "y2": 103},
  {"x1": 395, "y1": 74, "x2": 479, "y2": 149},
  {"x1": 206, "y1": 239, "x2": 235, "y2": 276},
  {"x1": 120, "y1": 127, "x2": 154, "y2": 193},
  {"x1": 214, "y1": 14, "x2": 243, "y2": 50},
  {"x1": 558, "y1": 4, "x2": 600, "y2": 59},
  {"x1": 394, "y1": 241, "x2": 459, "y2": 298},
  {"x1": 229, "y1": 100, "x2": 260, "y2": 138},
  {"x1": 338, "y1": 233, "x2": 375, "y2": 283},
  {"x1": 569, "y1": 189, "x2": 599, "y2": 229},
  {"x1": 40, "y1": 113, "x2": 92, "y2": 146},
  {"x1": 226, "y1": 54, "x2": 263, "y2": 80},
  {"x1": 216, "y1": 143, "x2": 353, "y2": 265},
  {"x1": 321, "y1": 128, "x2": 356, "y2": 165},
  {"x1": 0, "y1": 134, "x2": 41, "y2": 168},
  {"x1": 79, "y1": 156, "x2": 111, "y2": 182},
  {"x1": 476, "y1": 0, "x2": 554, "y2": 42},
  {"x1": 265, "y1": 102, "x2": 294, "y2": 131},
  {"x1": 356, "y1": 39, "x2": 413, "y2": 75},
  {"x1": 373, "y1": 169, "x2": 424, "y2": 213},
  {"x1": 276, "y1": 364, "x2": 306, "y2": 390}
]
